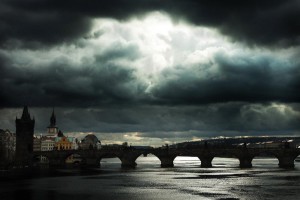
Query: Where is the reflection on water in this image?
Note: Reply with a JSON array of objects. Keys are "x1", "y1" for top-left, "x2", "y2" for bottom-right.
[{"x1": 1, "y1": 156, "x2": 300, "y2": 200}]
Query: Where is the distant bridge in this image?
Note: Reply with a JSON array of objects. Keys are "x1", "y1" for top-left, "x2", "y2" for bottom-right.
[{"x1": 33, "y1": 147, "x2": 300, "y2": 169}]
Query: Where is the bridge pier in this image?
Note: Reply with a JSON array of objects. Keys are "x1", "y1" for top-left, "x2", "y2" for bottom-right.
[
  {"x1": 158, "y1": 156, "x2": 176, "y2": 168},
  {"x1": 277, "y1": 156, "x2": 295, "y2": 168},
  {"x1": 118, "y1": 152, "x2": 140, "y2": 168},
  {"x1": 238, "y1": 156, "x2": 253, "y2": 168},
  {"x1": 199, "y1": 156, "x2": 214, "y2": 168},
  {"x1": 121, "y1": 158, "x2": 137, "y2": 168}
]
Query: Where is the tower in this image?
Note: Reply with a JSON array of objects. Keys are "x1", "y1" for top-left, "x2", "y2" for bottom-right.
[
  {"x1": 47, "y1": 108, "x2": 58, "y2": 136},
  {"x1": 15, "y1": 106, "x2": 35, "y2": 166}
]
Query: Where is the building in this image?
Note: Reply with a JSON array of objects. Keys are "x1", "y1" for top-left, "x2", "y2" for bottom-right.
[
  {"x1": 79, "y1": 134, "x2": 101, "y2": 150},
  {"x1": 42, "y1": 109, "x2": 78, "y2": 151},
  {"x1": 40, "y1": 109, "x2": 63, "y2": 151},
  {"x1": 39, "y1": 136, "x2": 55, "y2": 164},
  {"x1": 0, "y1": 129, "x2": 16, "y2": 168},
  {"x1": 15, "y1": 106, "x2": 35, "y2": 167},
  {"x1": 41, "y1": 137, "x2": 55, "y2": 151},
  {"x1": 55, "y1": 136, "x2": 77, "y2": 150},
  {"x1": 33, "y1": 135, "x2": 41, "y2": 151},
  {"x1": 46, "y1": 108, "x2": 59, "y2": 137}
]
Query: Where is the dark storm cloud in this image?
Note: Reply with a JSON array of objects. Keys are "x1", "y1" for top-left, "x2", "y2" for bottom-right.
[
  {"x1": 0, "y1": 1, "x2": 91, "y2": 48},
  {"x1": 0, "y1": 43, "x2": 147, "y2": 107},
  {"x1": 0, "y1": 46, "x2": 300, "y2": 107},
  {"x1": 39, "y1": 103, "x2": 300, "y2": 136},
  {"x1": 1, "y1": 103, "x2": 300, "y2": 139},
  {"x1": 151, "y1": 51, "x2": 300, "y2": 105},
  {"x1": 1, "y1": 0, "x2": 299, "y2": 47}
]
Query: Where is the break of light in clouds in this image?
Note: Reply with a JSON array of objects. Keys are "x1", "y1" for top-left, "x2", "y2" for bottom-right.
[
  {"x1": 1, "y1": 12, "x2": 299, "y2": 106},
  {"x1": 1, "y1": 1, "x2": 300, "y2": 145}
]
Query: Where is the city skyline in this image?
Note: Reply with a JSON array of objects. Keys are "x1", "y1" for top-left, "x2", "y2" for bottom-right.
[{"x1": 0, "y1": 1, "x2": 300, "y2": 146}]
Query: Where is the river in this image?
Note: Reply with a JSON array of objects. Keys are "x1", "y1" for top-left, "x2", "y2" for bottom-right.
[{"x1": 1, "y1": 156, "x2": 300, "y2": 200}]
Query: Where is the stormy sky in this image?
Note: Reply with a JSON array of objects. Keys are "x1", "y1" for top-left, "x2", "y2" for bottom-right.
[{"x1": 0, "y1": 0, "x2": 300, "y2": 146}]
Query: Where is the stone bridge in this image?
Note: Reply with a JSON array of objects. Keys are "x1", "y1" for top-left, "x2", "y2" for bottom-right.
[{"x1": 33, "y1": 147, "x2": 300, "y2": 169}]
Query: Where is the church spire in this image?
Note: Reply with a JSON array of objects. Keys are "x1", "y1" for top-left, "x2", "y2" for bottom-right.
[
  {"x1": 21, "y1": 106, "x2": 31, "y2": 120},
  {"x1": 47, "y1": 108, "x2": 58, "y2": 135},
  {"x1": 50, "y1": 108, "x2": 56, "y2": 127}
]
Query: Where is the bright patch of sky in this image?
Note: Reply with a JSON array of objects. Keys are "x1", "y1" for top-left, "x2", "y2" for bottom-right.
[{"x1": 1, "y1": 11, "x2": 297, "y2": 93}]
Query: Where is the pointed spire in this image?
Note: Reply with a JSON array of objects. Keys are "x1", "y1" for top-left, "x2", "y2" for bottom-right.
[
  {"x1": 57, "y1": 130, "x2": 64, "y2": 137},
  {"x1": 21, "y1": 106, "x2": 31, "y2": 120},
  {"x1": 50, "y1": 108, "x2": 56, "y2": 127}
]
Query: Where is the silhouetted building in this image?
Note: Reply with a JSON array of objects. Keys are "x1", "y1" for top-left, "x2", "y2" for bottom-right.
[
  {"x1": 79, "y1": 134, "x2": 101, "y2": 150},
  {"x1": 15, "y1": 106, "x2": 35, "y2": 167},
  {"x1": 47, "y1": 108, "x2": 58, "y2": 136},
  {"x1": 0, "y1": 129, "x2": 16, "y2": 168}
]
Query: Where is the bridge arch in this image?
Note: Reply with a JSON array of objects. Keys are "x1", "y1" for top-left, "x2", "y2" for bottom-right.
[
  {"x1": 64, "y1": 153, "x2": 83, "y2": 167},
  {"x1": 135, "y1": 153, "x2": 161, "y2": 167},
  {"x1": 32, "y1": 154, "x2": 50, "y2": 166},
  {"x1": 91, "y1": 151, "x2": 121, "y2": 168},
  {"x1": 253, "y1": 150, "x2": 279, "y2": 158},
  {"x1": 100, "y1": 157, "x2": 122, "y2": 168},
  {"x1": 252, "y1": 154, "x2": 279, "y2": 168},
  {"x1": 227, "y1": 148, "x2": 299, "y2": 168},
  {"x1": 256, "y1": 149, "x2": 299, "y2": 168},
  {"x1": 210, "y1": 157, "x2": 239, "y2": 168},
  {"x1": 174, "y1": 156, "x2": 201, "y2": 167}
]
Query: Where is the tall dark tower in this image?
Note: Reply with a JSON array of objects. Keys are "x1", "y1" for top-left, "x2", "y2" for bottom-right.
[
  {"x1": 47, "y1": 108, "x2": 58, "y2": 136},
  {"x1": 15, "y1": 106, "x2": 35, "y2": 166}
]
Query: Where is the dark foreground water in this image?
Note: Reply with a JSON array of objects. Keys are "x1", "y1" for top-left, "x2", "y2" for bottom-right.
[{"x1": 1, "y1": 156, "x2": 300, "y2": 200}]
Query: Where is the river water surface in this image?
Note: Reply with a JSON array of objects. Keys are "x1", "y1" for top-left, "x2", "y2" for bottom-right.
[{"x1": 1, "y1": 156, "x2": 300, "y2": 200}]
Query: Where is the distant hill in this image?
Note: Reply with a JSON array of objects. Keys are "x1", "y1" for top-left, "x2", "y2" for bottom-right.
[{"x1": 171, "y1": 136, "x2": 300, "y2": 148}]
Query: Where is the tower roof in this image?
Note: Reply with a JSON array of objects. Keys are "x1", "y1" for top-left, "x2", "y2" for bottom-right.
[
  {"x1": 50, "y1": 108, "x2": 56, "y2": 127},
  {"x1": 21, "y1": 106, "x2": 31, "y2": 120},
  {"x1": 57, "y1": 130, "x2": 64, "y2": 137}
]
